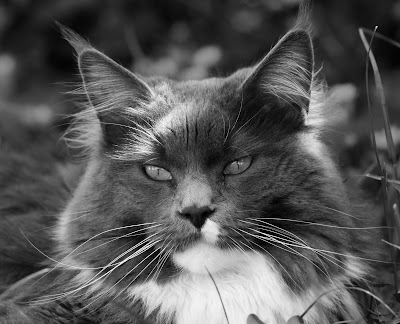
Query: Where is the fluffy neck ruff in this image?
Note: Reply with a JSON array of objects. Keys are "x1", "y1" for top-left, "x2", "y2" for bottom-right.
[{"x1": 125, "y1": 242, "x2": 363, "y2": 324}]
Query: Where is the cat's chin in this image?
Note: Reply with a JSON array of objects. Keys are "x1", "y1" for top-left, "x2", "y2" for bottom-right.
[{"x1": 172, "y1": 241, "x2": 244, "y2": 275}]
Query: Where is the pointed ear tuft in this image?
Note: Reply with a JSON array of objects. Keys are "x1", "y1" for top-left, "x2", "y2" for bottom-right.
[
  {"x1": 59, "y1": 24, "x2": 154, "y2": 117},
  {"x1": 57, "y1": 22, "x2": 92, "y2": 56},
  {"x1": 294, "y1": 0, "x2": 313, "y2": 33},
  {"x1": 242, "y1": 28, "x2": 314, "y2": 126},
  {"x1": 77, "y1": 49, "x2": 154, "y2": 115},
  {"x1": 61, "y1": 25, "x2": 154, "y2": 115},
  {"x1": 61, "y1": 25, "x2": 155, "y2": 149}
]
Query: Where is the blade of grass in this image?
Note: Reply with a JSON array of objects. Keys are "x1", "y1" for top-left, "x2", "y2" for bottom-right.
[
  {"x1": 360, "y1": 27, "x2": 400, "y2": 50},
  {"x1": 365, "y1": 173, "x2": 400, "y2": 191},
  {"x1": 394, "y1": 204, "x2": 400, "y2": 231},
  {"x1": 383, "y1": 166, "x2": 400, "y2": 297},
  {"x1": 383, "y1": 238, "x2": 400, "y2": 250},
  {"x1": 394, "y1": 184, "x2": 400, "y2": 194},
  {"x1": 299, "y1": 286, "x2": 397, "y2": 320},
  {"x1": 359, "y1": 28, "x2": 398, "y2": 175},
  {"x1": 359, "y1": 27, "x2": 400, "y2": 298},
  {"x1": 365, "y1": 173, "x2": 381, "y2": 181},
  {"x1": 205, "y1": 267, "x2": 230, "y2": 324},
  {"x1": 359, "y1": 26, "x2": 382, "y2": 173}
]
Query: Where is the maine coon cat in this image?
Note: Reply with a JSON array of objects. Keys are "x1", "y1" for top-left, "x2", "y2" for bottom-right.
[{"x1": 0, "y1": 3, "x2": 379, "y2": 324}]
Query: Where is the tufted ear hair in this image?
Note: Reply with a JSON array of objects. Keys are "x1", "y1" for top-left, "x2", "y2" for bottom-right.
[
  {"x1": 241, "y1": 1, "x2": 314, "y2": 129},
  {"x1": 59, "y1": 24, "x2": 154, "y2": 147},
  {"x1": 241, "y1": 29, "x2": 314, "y2": 128}
]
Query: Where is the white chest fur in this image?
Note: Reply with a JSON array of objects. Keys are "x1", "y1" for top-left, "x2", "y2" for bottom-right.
[{"x1": 127, "y1": 242, "x2": 329, "y2": 324}]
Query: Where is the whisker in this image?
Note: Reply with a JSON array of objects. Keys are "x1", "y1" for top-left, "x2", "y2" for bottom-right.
[
  {"x1": 28, "y1": 223, "x2": 163, "y2": 293},
  {"x1": 71, "y1": 226, "x2": 158, "y2": 257},
  {"x1": 143, "y1": 235, "x2": 172, "y2": 282},
  {"x1": 76, "y1": 241, "x2": 164, "y2": 313},
  {"x1": 240, "y1": 219, "x2": 310, "y2": 248},
  {"x1": 32, "y1": 240, "x2": 159, "y2": 304},
  {"x1": 225, "y1": 234, "x2": 247, "y2": 257},
  {"x1": 21, "y1": 231, "x2": 104, "y2": 271},
  {"x1": 236, "y1": 206, "x2": 362, "y2": 221},
  {"x1": 241, "y1": 218, "x2": 352, "y2": 277},
  {"x1": 246, "y1": 226, "x2": 304, "y2": 248},
  {"x1": 240, "y1": 218, "x2": 389, "y2": 286},
  {"x1": 238, "y1": 228, "x2": 305, "y2": 262},
  {"x1": 83, "y1": 233, "x2": 164, "y2": 284},
  {"x1": 58, "y1": 223, "x2": 161, "y2": 267},
  {"x1": 297, "y1": 245, "x2": 389, "y2": 263},
  {"x1": 242, "y1": 216, "x2": 389, "y2": 262},
  {"x1": 323, "y1": 206, "x2": 362, "y2": 220},
  {"x1": 231, "y1": 228, "x2": 303, "y2": 290},
  {"x1": 32, "y1": 234, "x2": 163, "y2": 304},
  {"x1": 230, "y1": 107, "x2": 263, "y2": 139},
  {"x1": 217, "y1": 111, "x2": 227, "y2": 144},
  {"x1": 32, "y1": 239, "x2": 162, "y2": 305},
  {"x1": 234, "y1": 229, "x2": 330, "y2": 281},
  {"x1": 32, "y1": 210, "x2": 94, "y2": 232},
  {"x1": 225, "y1": 90, "x2": 244, "y2": 142},
  {"x1": 100, "y1": 245, "x2": 165, "y2": 309},
  {"x1": 153, "y1": 245, "x2": 174, "y2": 282},
  {"x1": 249, "y1": 217, "x2": 388, "y2": 230}
]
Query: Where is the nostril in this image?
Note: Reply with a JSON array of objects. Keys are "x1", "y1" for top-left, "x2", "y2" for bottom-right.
[
  {"x1": 201, "y1": 207, "x2": 215, "y2": 218},
  {"x1": 179, "y1": 205, "x2": 215, "y2": 229},
  {"x1": 179, "y1": 206, "x2": 214, "y2": 217}
]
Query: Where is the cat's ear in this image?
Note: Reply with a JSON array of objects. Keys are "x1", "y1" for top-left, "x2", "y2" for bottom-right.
[
  {"x1": 241, "y1": 28, "x2": 314, "y2": 127},
  {"x1": 60, "y1": 25, "x2": 154, "y2": 145}
]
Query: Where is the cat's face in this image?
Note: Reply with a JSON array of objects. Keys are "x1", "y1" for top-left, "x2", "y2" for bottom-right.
[{"x1": 58, "y1": 27, "x2": 360, "y2": 293}]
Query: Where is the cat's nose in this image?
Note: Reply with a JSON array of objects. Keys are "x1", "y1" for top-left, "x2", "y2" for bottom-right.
[{"x1": 179, "y1": 205, "x2": 215, "y2": 229}]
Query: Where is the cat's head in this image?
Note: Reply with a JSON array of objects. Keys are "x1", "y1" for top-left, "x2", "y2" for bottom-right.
[{"x1": 56, "y1": 13, "x2": 361, "y2": 293}]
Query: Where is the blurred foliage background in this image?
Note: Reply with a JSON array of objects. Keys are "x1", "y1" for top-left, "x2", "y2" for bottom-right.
[
  {"x1": 0, "y1": 0, "x2": 400, "y2": 170},
  {"x1": 0, "y1": 0, "x2": 399, "y2": 101}
]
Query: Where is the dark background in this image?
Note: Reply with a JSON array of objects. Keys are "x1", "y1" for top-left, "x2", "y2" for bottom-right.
[
  {"x1": 0, "y1": 0, "x2": 400, "y2": 174},
  {"x1": 1, "y1": 1, "x2": 400, "y2": 100}
]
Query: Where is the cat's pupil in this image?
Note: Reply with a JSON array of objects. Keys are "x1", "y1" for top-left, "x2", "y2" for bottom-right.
[
  {"x1": 224, "y1": 156, "x2": 252, "y2": 175},
  {"x1": 144, "y1": 165, "x2": 172, "y2": 181}
]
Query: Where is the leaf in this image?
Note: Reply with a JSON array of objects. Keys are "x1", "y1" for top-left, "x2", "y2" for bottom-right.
[
  {"x1": 286, "y1": 316, "x2": 304, "y2": 324},
  {"x1": 391, "y1": 182, "x2": 400, "y2": 193},
  {"x1": 247, "y1": 314, "x2": 265, "y2": 324}
]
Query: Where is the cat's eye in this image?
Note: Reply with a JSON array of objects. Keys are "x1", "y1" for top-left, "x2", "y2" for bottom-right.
[
  {"x1": 144, "y1": 165, "x2": 172, "y2": 181},
  {"x1": 223, "y1": 156, "x2": 252, "y2": 175}
]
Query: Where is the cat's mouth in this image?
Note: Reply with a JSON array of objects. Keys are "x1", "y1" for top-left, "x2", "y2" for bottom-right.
[{"x1": 168, "y1": 220, "x2": 238, "y2": 274}]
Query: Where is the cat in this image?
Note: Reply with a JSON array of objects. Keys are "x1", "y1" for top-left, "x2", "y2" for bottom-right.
[{"x1": 0, "y1": 2, "x2": 382, "y2": 324}]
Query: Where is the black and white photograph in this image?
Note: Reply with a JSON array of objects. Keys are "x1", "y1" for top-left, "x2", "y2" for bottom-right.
[{"x1": 0, "y1": 0, "x2": 400, "y2": 323}]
